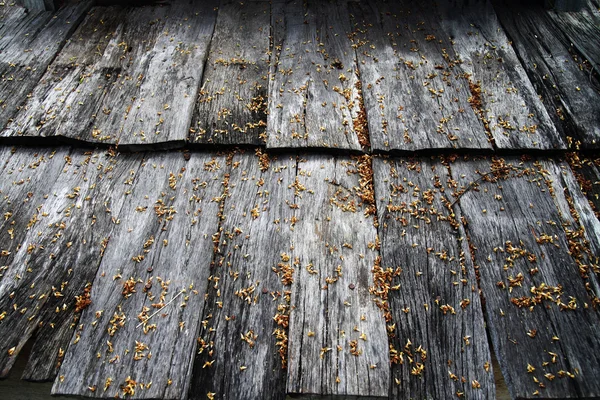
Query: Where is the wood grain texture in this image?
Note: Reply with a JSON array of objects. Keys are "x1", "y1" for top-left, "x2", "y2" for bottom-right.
[
  {"x1": 450, "y1": 156, "x2": 600, "y2": 399},
  {"x1": 188, "y1": 151, "x2": 294, "y2": 400},
  {"x1": 350, "y1": 1, "x2": 492, "y2": 151},
  {"x1": 4, "y1": 1, "x2": 218, "y2": 149},
  {"x1": 190, "y1": 1, "x2": 269, "y2": 145},
  {"x1": 0, "y1": 2, "x2": 92, "y2": 130},
  {"x1": 542, "y1": 158, "x2": 600, "y2": 313},
  {"x1": 2, "y1": 7, "x2": 124, "y2": 141},
  {"x1": 287, "y1": 155, "x2": 389, "y2": 398},
  {"x1": 0, "y1": 148, "x2": 146, "y2": 381},
  {"x1": 546, "y1": 0, "x2": 600, "y2": 76},
  {"x1": 0, "y1": 3, "x2": 27, "y2": 39},
  {"x1": 373, "y1": 156, "x2": 495, "y2": 399},
  {"x1": 492, "y1": 0, "x2": 600, "y2": 149},
  {"x1": 567, "y1": 154, "x2": 600, "y2": 220},
  {"x1": 436, "y1": 0, "x2": 565, "y2": 150},
  {"x1": 267, "y1": 0, "x2": 364, "y2": 150},
  {"x1": 52, "y1": 152, "x2": 226, "y2": 399}
]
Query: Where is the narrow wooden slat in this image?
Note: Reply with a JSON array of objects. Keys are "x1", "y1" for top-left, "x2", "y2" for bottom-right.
[
  {"x1": 0, "y1": 2, "x2": 92, "y2": 130},
  {"x1": 267, "y1": 0, "x2": 364, "y2": 150},
  {"x1": 373, "y1": 156, "x2": 495, "y2": 399},
  {"x1": 450, "y1": 156, "x2": 600, "y2": 399},
  {"x1": 0, "y1": 3, "x2": 27, "y2": 40},
  {"x1": 542, "y1": 158, "x2": 600, "y2": 309},
  {"x1": 0, "y1": 148, "x2": 79, "y2": 377},
  {"x1": 547, "y1": 0, "x2": 600, "y2": 74},
  {"x1": 113, "y1": 2, "x2": 218, "y2": 148},
  {"x1": 188, "y1": 151, "x2": 295, "y2": 400},
  {"x1": 52, "y1": 152, "x2": 226, "y2": 399},
  {"x1": 350, "y1": 1, "x2": 492, "y2": 151},
  {"x1": 0, "y1": 149, "x2": 146, "y2": 381},
  {"x1": 436, "y1": 0, "x2": 565, "y2": 150},
  {"x1": 3, "y1": 7, "x2": 125, "y2": 141},
  {"x1": 4, "y1": 2, "x2": 218, "y2": 149},
  {"x1": 492, "y1": 0, "x2": 600, "y2": 149},
  {"x1": 190, "y1": 1, "x2": 270, "y2": 145},
  {"x1": 0, "y1": 7, "x2": 50, "y2": 54},
  {"x1": 567, "y1": 155, "x2": 600, "y2": 219},
  {"x1": 287, "y1": 155, "x2": 389, "y2": 398},
  {"x1": 0, "y1": 148, "x2": 69, "y2": 305}
]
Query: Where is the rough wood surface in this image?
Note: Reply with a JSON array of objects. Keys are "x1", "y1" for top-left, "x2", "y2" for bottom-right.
[
  {"x1": 436, "y1": 0, "x2": 565, "y2": 150},
  {"x1": 542, "y1": 158, "x2": 600, "y2": 311},
  {"x1": 267, "y1": 0, "x2": 364, "y2": 150},
  {"x1": 287, "y1": 155, "x2": 388, "y2": 398},
  {"x1": 188, "y1": 151, "x2": 294, "y2": 400},
  {"x1": 492, "y1": 0, "x2": 600, "y2": 149},
  {"x1": 450, "y1": 156, "x2": 600, "y2": 399},
  {"x1": 0, "y1": 148, "x2": 146, "y2": 382},
  {"x1": 546, "y1": 0, "x2": 600, "y2": 76},
  {"x1": 567, "y1": 154, "x2": 600, "y2": 220},
  {"x1": 190, "y1": 1, "x2": 269, "y2": 146},
  {"x1": 4, "y1": 2, "x2": 218, "y2": 149},
  {"x1": 0, "y1": 2, "x2": 92, "y2": 131},
  {"x1": 0, "y1": 3, "x2": 27, "y2": 39},
  {"x1": 373, "y1": 156, "x2": 495, "y2": 399},
  {"x1": 2, "y1": 7, "x2": 123, "y2": 142},
  {"x1": 52, "y1": 152, "x2": 226, "y2": 399},
  {"x1": 350, "y1": 1, "x2": 492, "y2": 151}
]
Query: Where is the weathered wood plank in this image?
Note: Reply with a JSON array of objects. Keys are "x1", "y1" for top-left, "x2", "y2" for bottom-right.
[
  {"x1": 0, "y1": 2, "x2": 91, "y2": 130},
  {"x1": 373, "y1": 156, "x2": 495, "y2": 399},
  {"x1": 2, "y1": 7, "x2": 125, "y2": 142},
  {"x1": 0, "y1": 3, "x2": 27, "y2": 40},
  {"x1": 0, "y1": 148, "x2": 69, "y2": 298},
  {"x1": 267, "y1": 0, "x2": 365, "y2": 150},
  {"x1": 52, "y1": 152, "x2": 226, "y2": 399},
  {"x1": 0, "y1": 148, "x2": 146, "y2": 381},
  {"x1": 450, "y1": 156, "x2": 600, "y2": 399},
  {"x1": 188, "y1": 151, "x2": 294, "y2": 400},
  {"x1": 492, "y1": 0, "x2": 600, "y2": 149},
  {"x1": 350, "y1": 1, "x2": 492, "y2": 151},
  {"x1": 190, "y1": 1, "x2": 269, "y2": 145},
  {"x1": 436, "y1": 0, "x2": 565, "y2": 150},
  {"x1": 567, "y1": 154, "x2": 600, "y2": 219},
  {"x1": 112, "y1": 2, "x2": 218, "y2": 148},
  {"x1": 547, "y1": 0, "x2": 600, "y2": 75},
  {"x1": 542, "y1": 158, "x2": 600, "y2": 308},
  {"x1": 287, "y1": 155, "x2": 388, "y2": 398},
  {"x1": 4, "y1": 1, "x2": 218, "y2": 149},
  {"x1": 0, "y1": 148, "x2": 81, "y2": 376}
]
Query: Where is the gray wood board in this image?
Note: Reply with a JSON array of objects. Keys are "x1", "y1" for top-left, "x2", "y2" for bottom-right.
[
  {"x1": 52, "y1": 152, "x2": 226, "y2": 399},
  {"x1": 0, "y1": 3, "x2": 27, "y2": 40},
  {"x1": 373, "y1": 156, "x2": 495, "y2": 399},
  {"x1": 0, "y1": 2, "x2": 92, "y2": 131},
  {"x1": 542, "y1": 159, "x2": 600, "y2": 309},
  {"x1": 1, "y1": 7, "x2": 125, "y2": 143},
  {"x1": 547, "y1": 0, "x2": 600, "y2": 76},
  {"x1": 190, "y1": 1, "x2": 269, "y2": 145},
  {"x1": 267, "y1": 0, "x2": 364, "y2": 150},
  {"x1": 350, "y1": 1, "x2": 492, "y2": 151},
  {"x1": 287, "y1": 155, "x2": 389, "y2": 398},
  {"x1": 491, "y1": 0, "x2": 600, "y2": 148},
  {"x1": 4, "y1": 2, "x2": 218, "y2": 149},
  {"x1": 436, "y1": 0, "x2": 565, "y2": 150},
  {"x1": 0, "y1": 148, "x2": 146, "y2": 381},
  {"x1": 567, "y1": 155, "x2": 600, "y2": 219},
  {"x1": 188, "y1": 151, "x2": 295, "y2": 400},
  {"x1": 450, "y1": 156, "x2": 600, "y2": 399}
]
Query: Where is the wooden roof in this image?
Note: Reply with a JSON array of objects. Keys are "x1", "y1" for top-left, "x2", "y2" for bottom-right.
[{"x1": 0, "y1": 0, "x2": 598, "y2": 399}]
